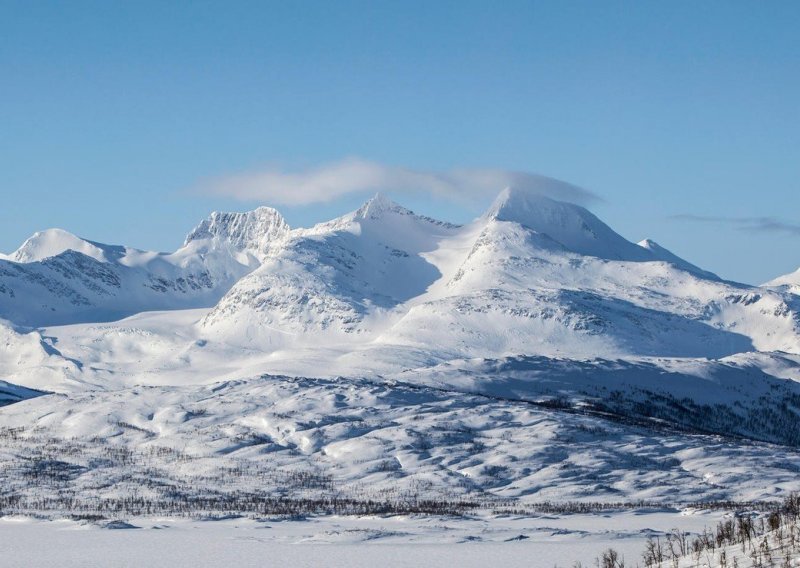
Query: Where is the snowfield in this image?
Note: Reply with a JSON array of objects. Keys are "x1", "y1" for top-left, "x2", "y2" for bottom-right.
[
  {"x1": 2, "y1": 188, "x2": 800, "y2": 565},
  {"x1": 0, "y1": 510, "x2": 737, "y2": 568}
]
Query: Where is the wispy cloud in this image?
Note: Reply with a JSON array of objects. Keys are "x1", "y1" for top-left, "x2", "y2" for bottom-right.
[
  {"x1": 197, "y1": 157, "x2": 599, "y2": 206},
  {"x1": 672, "y1": 214, "x2": 800, "y2": 236}
]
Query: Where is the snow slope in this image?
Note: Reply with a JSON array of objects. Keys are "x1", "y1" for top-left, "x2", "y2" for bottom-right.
[
  {"x1": 766, "y1": 266, "x2": 800, "y2": 294},
  {"x1": 0, "y1": 373, "x2": 797, "y2": 512},
  {"x1": 0, "y1": 379, "x2": 43, "y2": 407},
  {"x1": 9, "y1": 228, "x2": 113, "y2": 263},
  {"x1": 485, "y1": 189, "x2": 653, "y2": 261},
  {"x1": 637, "y1": 237, "x2": 719, "y2": 279}
]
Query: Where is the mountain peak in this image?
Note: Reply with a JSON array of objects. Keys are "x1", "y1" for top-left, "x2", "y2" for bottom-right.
[
  {"x1": 764, "y1": 266, "x2": 800, "y2": 288},
  {"x1": 353, "y1": 192, "x2": 412, "y2": 220},
  {"x1": 184, "y1": 207, "x2": 290, "y2": 253},
  {"x1": 483, "y1": 187, "x2": 652, "y2": 261},
  {"x1": 11, "y1": 228, "x2": 112, "y2": 263},
  {"x1": 486, "y1": 187, "x2": 564, "y2": 219}
]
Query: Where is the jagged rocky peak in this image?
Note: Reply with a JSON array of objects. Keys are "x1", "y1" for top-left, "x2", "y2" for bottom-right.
[
  {"x1": 11, "y1": 228, "x2": 112, "y2": 263},
  {"x1": 484, "y1": 187, "x2": 650, "y2": 261},
  {"x1": 185, "y1": 206, "x2": 290, "y2": 252}
]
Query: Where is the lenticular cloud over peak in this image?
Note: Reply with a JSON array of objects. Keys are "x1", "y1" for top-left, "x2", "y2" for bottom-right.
[{"x1": 198, "y1": 157, "x2": 600, "y2": 207}]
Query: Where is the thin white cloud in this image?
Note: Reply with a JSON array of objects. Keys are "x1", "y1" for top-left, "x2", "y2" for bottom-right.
[
  {"x1": 198, "y1": 157, "x2": 599, "y2": 206},
  {"x1": 672, "y1": 214, "x2": 800, "y2": 237}
]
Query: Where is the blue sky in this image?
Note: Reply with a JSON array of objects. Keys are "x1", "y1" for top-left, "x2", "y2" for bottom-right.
[{"x1": 1, "y1": 1, "x2": 798, "y2": 284}]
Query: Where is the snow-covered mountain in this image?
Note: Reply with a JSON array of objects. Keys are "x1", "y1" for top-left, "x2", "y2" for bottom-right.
[
  {"x1": 0, "y1": 208, "x2": 290, "y2": 326},
  {"x1": 3, "y1": 188, "x2": 800, "y2": 382},
  {"x1": 183, "y1": 205, "x2": 290, "y2": 261},
  {"x1": 9, "y1": 228, "x2": 116, "y2": 263},
  {"x1": 200, "y1": 193, "x2": 461, "y2": 344},
  {"x1": 766, "y1": 265, "x2": 800, "y2": 294},
  {"x1": 193, "y1": 190, "x2": 800, "y2": 366},
  {"x1": 1, "y1": 187, "x2": 800, "y2": 514}
]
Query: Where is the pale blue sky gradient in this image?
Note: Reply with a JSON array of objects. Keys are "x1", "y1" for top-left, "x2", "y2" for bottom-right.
[{"x1": 1, "y1": 1, "x2": 799, "y2": 283}]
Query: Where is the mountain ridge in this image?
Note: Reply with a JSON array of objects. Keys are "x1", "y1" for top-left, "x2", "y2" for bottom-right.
[
  {"x1": 0, "y1": 189, "x2": 795, "y2": 343},
  {"x1": 1, "y1": 188, "x2": 800, "y2": 469}
]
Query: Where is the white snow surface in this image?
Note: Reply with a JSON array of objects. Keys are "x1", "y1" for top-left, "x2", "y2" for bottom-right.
[
  {"x1": 637, "y1": 237, "x2": 719, "y2": 279},
  {"x1": 0, "y1": 510, "x2": 736, "y2": 568},
  {"x1": 10, "y1": 228, "x2": 111, "y2": 263},
  {"x1": 767, "y1": 266, "x2": 800, "y2": 293}
]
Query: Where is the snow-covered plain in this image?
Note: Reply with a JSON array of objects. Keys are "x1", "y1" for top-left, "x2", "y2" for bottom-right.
[
  {"x1": 2, "y1": 188, "x2": 800, "y2": 565},
  {"x1": 0, "y1": 510, "x2": 734, "y2": 567}
]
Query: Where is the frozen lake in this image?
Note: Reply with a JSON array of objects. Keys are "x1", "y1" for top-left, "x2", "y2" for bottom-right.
[{"x1": 1, "y1": 509, "x2": 730, "y2": 567}]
